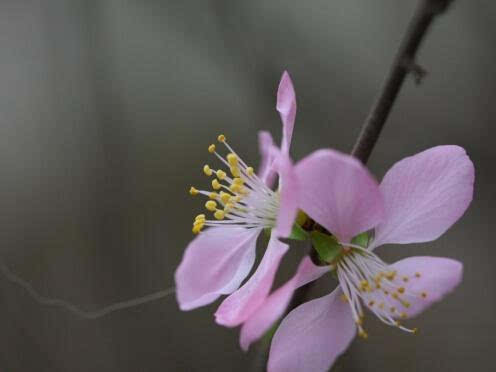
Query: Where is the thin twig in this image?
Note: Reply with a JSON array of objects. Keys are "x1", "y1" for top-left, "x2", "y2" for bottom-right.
[
  {"x1": 253, "y1": 0, "x2": 455, "y2": 369},
  {"x1": 0, "y1": 258, "x2": 175, "y2": 319}
]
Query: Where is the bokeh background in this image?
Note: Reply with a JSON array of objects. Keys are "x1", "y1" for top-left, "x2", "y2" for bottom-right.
[{"x1": 0, "y1": 1, "x2": 494, "y2": 371}]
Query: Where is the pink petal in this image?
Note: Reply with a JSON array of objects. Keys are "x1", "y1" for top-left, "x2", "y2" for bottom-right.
[
  {"x1": 175, "y1": 227, "x2": 260, "y2": 311},
  {"x1": 240, "y1": 257, "x2": 329, "y2": 351},
  {"x1": 268, "y1": 289, "x2": 356, "y2": 372},
  {"x1": 214, "y1": 235, "x2": 289, "y2": 327},
  {"x1": 277, "y1": 71, "x2": 297, "y2": 155},
  {"x1": 295, "y1": 149, "x2": 384, "y2": 242},
  {"x1": 273, "y1": 151, "x2": 299, "y2": 238},
  {"x1": 390, "y1": 256, "x2": 463, "y2": 318},
  {"x1": 258, "y1": 130, "x2": 277, "y2": 187},
  {"x1": 372, "y1": 145, "x2": 474, "y2": 248}
]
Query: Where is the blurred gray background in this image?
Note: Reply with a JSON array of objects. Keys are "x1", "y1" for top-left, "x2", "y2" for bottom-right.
[{"x1": 0, "y1": 0, "x2": 494, "y2": 371}]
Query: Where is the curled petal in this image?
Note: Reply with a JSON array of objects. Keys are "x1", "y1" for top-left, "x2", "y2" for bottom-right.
[
  {"x1": 268, "y1": 289, "x2": 356, "y2": 372},
  {"x1": 372, "y1": 145, "x2": 474, "y2": 248},
  {"x1": 277, "y1": 71, "x2": 297, "y2": 154},
  {"x1": 295, "y1": 149, "x2": 384, "y2": 242},
  {"x1": 215, "y1": 235, "x2": 289, "y2": 327},
  {"x1": 175, "y1": 227, "x2": 260, "y2": 311},
  {"x1": 240, "y1": 257, "x2": 329, "y2": 351},
  {"x1": 273, "y1": 150, "x2": 299, "y2": 238},
  {"x1": 390, "y1": 256, "x2": 463, "y2": 318},
  {"x1": 258, "y1": 130, "x2": 277, "y2": 187}
]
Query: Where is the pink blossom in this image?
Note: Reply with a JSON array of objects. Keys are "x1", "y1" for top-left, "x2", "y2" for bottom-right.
[
  {"x1": 174, "y1": 72, "x2": 299, "y2": 311},
  {"x1": 268, "y1": 146, "x2": 474, "y2": 372}
]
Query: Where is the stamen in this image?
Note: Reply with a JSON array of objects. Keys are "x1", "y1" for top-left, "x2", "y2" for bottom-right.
[
  {"x1": 205, "y1": 200, "x2": 217, "y2": 212},
  {"x1": 189, "y1": 134, "x2": 280, "y2": 233},
  {"x1": 203, "y1": 165, "x2": 213, "y2": 176},
  {"x1": 334, "y1": 242, "x2": 428, "y2": 336},
  {"x1": 214, "y1": 210, "x2": 225, "y2": 220},
  {"x1": 227, "y1": 153, "x2": 238, "y2": 166},
  {"x1": 212, "y1": 179, "x2": 221, "y2": 190},
  {"x1": 216, "y1": 170, "x2": 227, "y2": 180}
]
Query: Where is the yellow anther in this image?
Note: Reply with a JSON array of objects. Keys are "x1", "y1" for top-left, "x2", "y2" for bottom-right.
[
  {"x1": 400, "y1": 312, "x2": 408, "y2": 319},
  {"x1": 214, "y1": 209, "x2": 225, "y2": 220},
  {"x1": 355, "y1": 318, "x2": 363, "y2": 326},
  {"x1": 386, "y1": 271, "x2": 396, "y2": 280},
  {"x1": 398, "y1": 287, "x2": 405, "y2": 294},
  {"x1": 358, "y1": 330, "x2": 368, "y2": 340},
  {"x1": 340, "y1": 294, "x2": 349, "y2": 303},
  {"x1": 233, "y1": 177, "x2": 244, "y2": 185},
  {"x1": 189, "y1": 186, "x2": 199, "y2": 196},
  {"x1": 205, "y1": 200, "x2": 217, "y2": 211},
  {"x1": 402, "y1": 276, "x2": 409, "y2": 282},
  {"x1": 402, "y1": 301, "x2": 411, "y2": 308},
  {"x1": 415, "y1": 272, "x2": 421, "y2": 278},
  {"x1": 368, "y1": 300, "x2": 375, "y2": 307},
  {"x1": 212, "y1": 179, "x2": 221, "y2": 190},
  {"x1": 230, "y1": 184, "x2": 241, "y2": 193},
  {"x1": 391, "y1": 292, "x2": 399, "y2": 300},
  {"x1": 224, "y1": 203, "x2": 234, "y2": 213},
  {"x1": 209, "y1": 192, "x2": 218, "y2": 199},
  {"x1": 230, "y1": 166, "x2": 240, "y2": 177},
  {"x1": 208, "y1": 144, "x2": 216, "y2": 153},
  {"x1": 375, "y1": 283, "x2": 382, "y2": 290},
  {"x1": 193, "y1": 219, "x2": 204, "y2": 227},
  {"x1": 219, "y1": 192, "x2": 231, "y2": 204},
  {"x1": 227, "y1": 153, "x2": 238, "y2": 166},
  {"x1": 360, "y1": 280, "x2": 369, "y2": 288},
  {"x1": 216, "y1": 170, "x2": 227, "y2": 180},
  {"x1": 394, "y1": 320, "x2": 401, "y2": 327},
  {"x1": 246, "y1": 167, "x2": 254, "y2": 176},
  {"x1": 192, "y1": 224, "x2": 203, "y2": 234},
  {"x1": 413, "y1": 328, "x2": 419, "y2": 334},
  {"x1": 203, "y1": 165, "x2": 213, "y2": 176},
  {"x1": 379, "y1": 302, "x2": 385, "y2": 310},
  {"x1": 195, "y1": 214, "x2": 206, "y2": 221},
  {"x1": 421, "y1": 292, "x2": 427, "y2": 299},
  {"x1": 217, "y1": 134, "x2": 226, "y2": 142}
]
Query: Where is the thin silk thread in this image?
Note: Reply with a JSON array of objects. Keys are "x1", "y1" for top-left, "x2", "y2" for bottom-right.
[{"x1": 0, "y1": 258, "x2": 175, "y2": 319}]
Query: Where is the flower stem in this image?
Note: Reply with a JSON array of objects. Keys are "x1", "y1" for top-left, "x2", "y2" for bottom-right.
[{"x1": 253, "y1": 0, "x2": 455, "y2": 368}]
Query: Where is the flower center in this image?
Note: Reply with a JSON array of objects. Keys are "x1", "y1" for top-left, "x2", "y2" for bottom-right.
[
  {"x1": 189, "y1": 134, "x2": 279, "y2": 234},
  {"x1": 335, "y1": 243, "x2": 427, "y2": 339}
]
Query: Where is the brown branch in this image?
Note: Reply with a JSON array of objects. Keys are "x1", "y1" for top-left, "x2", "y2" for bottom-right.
[{"x1": 351, "y1": 0, "x2": 454, "y2": 163}]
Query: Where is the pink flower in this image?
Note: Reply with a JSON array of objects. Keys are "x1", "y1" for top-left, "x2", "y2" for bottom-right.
[
  {"x1": 174, "y1": 71, "x2": 299, "y2": 311},
  {"x1": 267, "y1": 146, "x2": 474, "y2": 372}
]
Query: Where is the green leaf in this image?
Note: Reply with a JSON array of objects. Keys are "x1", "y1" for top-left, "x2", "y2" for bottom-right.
[
  {"x1": 310, "y1": 231, "x2": 343, "y2": 263},
  {"x1": 351, "y1": 231, "x2": 370, "y2": 248},
  {"x1": 288, "y1": 224, "x2": 309, "y2": 241}
]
